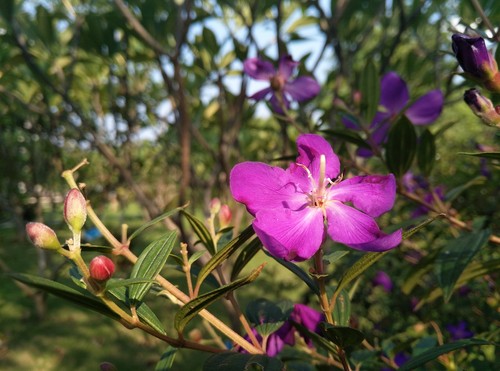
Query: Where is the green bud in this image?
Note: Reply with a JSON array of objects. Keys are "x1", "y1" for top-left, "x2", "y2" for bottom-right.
[
  {"x1": 26, "y1": 222, "x2": 61, "y2": 250},
  {"x1": 64, "y1": 189, "x2": 87, "y2": 233}
]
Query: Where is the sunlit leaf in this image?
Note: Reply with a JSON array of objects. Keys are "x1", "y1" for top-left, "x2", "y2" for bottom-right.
[
  {"x1": 154, "y1": 347, "x2": 177, "y2": 371},
  {"x1": 231, "y1": 237, "x2": 261, "y2": 280},
  {"x1": 129, "y1": 231, "x2": 177, "y2": 303},
  {"x1": 128, "y1": 207, "x2": 183, "y2": 242},
  {"x1": 181, "y1": 210, "x2": 216, "y2": 255}
]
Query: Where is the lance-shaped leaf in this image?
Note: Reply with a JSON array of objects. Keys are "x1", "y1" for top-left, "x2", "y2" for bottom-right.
[
  {"x1": 105, "y1": 278, "x2": 156, "y2": 291},
  {"x1": 194, "y1": 225, "x2": 255, "y2": 292},
  {"x1": 458, "y1": 151, "x2": 500, "y2": 160},
  {"x1": 108, "y1": 286, "x2": 166, "y2": 335},
  {"x1": 360, "y1": 61, "x2": 380, "y2": 123},
  {"x1": 321, "y1": 129, "x2": 371, "y2": 148},
  {"x1": 181, "y1": 210, "x2": 216, "y2": 255},
  {"x1": 155, "y1": 347, "x2": 177, "y2": 371},
  {"x1": 385, "y1": 117, "x2": 417, "y2": 176},
  {"x1": 332, "y1": 215, "x2": 443, "y2": 301},
  {"x1": 435, "y1": 229, "x2": 491, "y2": 302},
  {"x1": 246, "y1": 299, "x2": 294, "y2": 337},
  {"x1": 292, "y1": 321, "x2": 338, "y2": 354},
  {"x1": 332, "y1": 289, "x2": 351, "y2": 327},
  {"x1": 400, "y1": 339, "x2": 494, "y2": 370},
  {"x1": 417, "y1": 129, "x2": 436, "y2": 176},
  {"x1": 129, "y1": 231, "x2": 177, "y2": 303},
  {"x1": 203, "y1": 352, "x2": 284, "y2": 371},
  {"x1": 80, "y1": 243, "x2": 114, "y2": 253},
  {"x1": 128, "y1": 207, "x2": 183, "y2": 242},
  {"x1": 175, "y1": 264, "x2": 264, "y2": 334},
  {"x1": 9, "y1": 273, "x2": 119, "y2": 320},
  {"x1": 231, "y1": 237, "x2": 261, "y2": 280},
  {"x1": 446, "y1": 176, "x2": 486, "y2": 203},
  {"x1": 321, "y1": 323, "x2": 365, "y2": 348}
]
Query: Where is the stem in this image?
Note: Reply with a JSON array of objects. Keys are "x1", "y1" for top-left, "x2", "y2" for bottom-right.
[
  {"x1": 181, "y1": 243, "x2": 194, "y2": 298},
  {"x1": 61, "y1": 163, "x2": 262, "y2": 354},
  {"x1": 313, "y1": 248, "x2": 333, "y2": 324}
]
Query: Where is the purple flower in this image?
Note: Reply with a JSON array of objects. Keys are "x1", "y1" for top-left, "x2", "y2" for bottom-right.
[
  {"x1": 344, "y1": 72, "x2": 443, "y2": 157},
  {"x1": 452, "y1": 34, "x2": 499, "y2": 85},
  {"x1": 372, "y1": 271, "x2": 393, "y2": 292},
  {"x1": 230, "y1": 134, "x2": 402, "y2": 261},
  {"x1": 446, "y1": 321, "x2": 474, "y2": 341},
  {"x1": 240, "y1": 304, "x2": 324, "y2": 356},
  {"x1": 243, "y1": 55, "x2": 320, "y2": 113}
]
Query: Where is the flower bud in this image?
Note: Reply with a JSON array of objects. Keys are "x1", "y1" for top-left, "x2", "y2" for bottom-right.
[
  {"x1": 209, "y1": 198, "x2": 221, "y2": 214},
  {"x1": 463, "y1": 88, "x2": 500, "y2": 127},
  {"x1": 452, "y1": 34, "x2": 500, "y2": 92},
  {"x1": 89, "y1": 255, "x2": 115, "y2": 281},
  {"x1": 64, "y1": 189, "x2": 87, "y2": 233},
  {"x1": 26, "y1": 222, "x2": 61, "y2": 250},
  {"x1": 218, "y1": 204, "x2": 232, "y2": 228},
  {"x1": 99, "y1": 362, "x2": 117, "y2": 371}
]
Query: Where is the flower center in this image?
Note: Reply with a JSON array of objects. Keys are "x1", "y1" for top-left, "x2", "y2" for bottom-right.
[{"x1": 270, "y1": 74, "x2": 285, "y2": 91}]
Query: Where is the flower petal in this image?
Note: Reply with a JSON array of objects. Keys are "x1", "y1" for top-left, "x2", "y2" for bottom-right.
[
  {"x1": 249, "y1": 87, "x2": 272, "y2": 101},
  {"x1": 269, "y1": 93, "x2": 291, "y2": 114},
  {"x1": 230, "y1": 162, "x2": 305, "y2": 215},
  {"x1": 380, "y1": 72, "x2": 409, "y2": 114},
  {"x1": 244, "y1": 58, "x2": 275, "y2": 80},
  {"x1": 291, "y1": 134, "x2": 341, "y2": 183},
  {"x1": 327, "y1": 174, "x2": 396, "y2": 217},
  {"x1": 278, "y1": 55, "x2": 299, "y2": 79},
  {"x1": 346, "y1": 229, "x2": 402, "y2": 252},
  {"x1": 253, "y1": 207, "x2": 325, "y2": 261},
  {"x1": 284, "y1": 76, "x2": 321, "y2": 102},
  {"x1": 405, "y1": 89, "x2": 444, "y2": 125},
  {"x1": 325, "y1": 202, "x2": 383, "y2": 244}
]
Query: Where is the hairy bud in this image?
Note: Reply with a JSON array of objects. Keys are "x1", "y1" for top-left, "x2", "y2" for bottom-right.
[
  {"x1": 64, "y1": 189, "x2": 87, "y2": 233},
  {"x1": 26, "y1": 222, "x2": 61, "y2": 250}
]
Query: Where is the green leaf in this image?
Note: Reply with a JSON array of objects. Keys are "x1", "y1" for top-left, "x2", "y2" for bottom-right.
[
  {"x1": 175, "y1": 264, "x2": 264, "y2": 334},
  {"x1": 286, "y1": 15, "x2": 318, "y2": 33},
  {"x1": 154, "y1": 347, "x2": 177, "y2": 371},
  {"x1": 322, "y1": 128, "x2": 371, "y2": 148},
  {"x1": 332, "y1": 289, "x2": 351, "y2": 327},
  {"x1": 246, "y1": 299, "x2": 294, "y2": 336},
  {"x1": 385, "y1": 117, "x2": 417, "y2": 176},
  {"x1": 321, "y1": 323, "x2": 365, "y2": 348},
  {"x1": 458, "y1": 151, "x2": 500, "y2": 160},
  {"x1": 203, "y1": 352, "x2": 284, "y2": 371},
  {"x1": 445, "y1": 176, "x2": 486, "y2": 203},
  {"x1": 265, "y1": 252, "x2": 319, "y2": 295},
  {"x1": 9, "y1": 273, "x2": 120, "y2": 320},
  {"x1": 129, "y1": 231, "x2": 177, "y2": 303},
  {"x1": 108, "y1": 286, "x2": 167, "y2": 335},
  {"x1": 181, "y1": 210, "x2": 216, "y2": 255},
  {"x1": 323, "y1": 250, "x2": 349, "y2": 265},
  {"x1": 105, "y1": 278, "x2": 156, "y2": 291},
  {"x1": 188, "y1": 249, "x2": 207, "y2": 265},
  {"x1": 360, "y1": 61, "x2": 380, "y2": 123},
  {"x1": 292, "y1": 321, "x2": 338, "y2": 354},
  {"x1": 231, "y1": 237, "x2": 261, "y2": 280},
  {"x1": 80, "y1": 243, "x2": 114, "y2": 253},
  {"x1": 128, "y1": 207, "x2": 183, "y2": 242},
  {"x1": 402, "y1": 214, "x2": 446, "y2": 240},
  {"x1": 415, "y1": 257, "x2": 500, "y2": 309},
  {"x1": 194, "y1": 225, "x2": 255, "y2": 292},
  {"x1": 417, "y1": 129, "x2": 436, "y2": 176},
  {"x1": 202, "y1": 27, "x2": 219, "y2": 55},
  {"x1": 0, "y1": 0, "x2": 15, "y2": 21},
  {"x1": 435, "y1": 229, "x2": 490, "y2": 302},
  {"x1": 400, "y1": 339, "x2": 495, "y2": 370}
]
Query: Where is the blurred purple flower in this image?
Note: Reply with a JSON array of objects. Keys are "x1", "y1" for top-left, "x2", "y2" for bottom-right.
[
  {"x1": 381, "y1": 352, "x2": 410, "y2": 370},
  {"x1": 402, "y1": 172, "x2": 445, "y2": 218},
  {"x1": 230, "y1": 134, "x2": 402, "y2": 261},
  {"x1": 446, "y1": 321, "x2": 474, "y2": 341},
  {"x1": 372, "y1": 271, "x2": 393, "y2": 292},
  {"x1": 243, "y1": 55, "x2": 320, "y2": 113},
  {"x1": 475, "y1": 142, "x2": 497, "y2": 178},
  {"x1": 240, "y1": 304, "x2": 324, "y2": 356},
  {"x1": 451, "y1": 34, "x2": 500, "y2": 92},
  {"x1": 344, "y1": 72, "x2": 443, "y2": 157}
]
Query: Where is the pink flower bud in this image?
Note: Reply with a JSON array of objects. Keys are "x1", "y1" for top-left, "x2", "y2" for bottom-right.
[
  {"x1": 218, "y1": 204, "x2": 232, "y2": 228},
  {"x1": 26, "y1": 222, "x2": 61, "y2": 250},
  {"x1": 89, "y1": 255, "x2": 115, "y2": 281},
  {"x1": 64, "y1": 189, "x2": 87, "y2": 233},
  {"x1": 209, "y1": 198, "x2": 221, "y2": 214}
]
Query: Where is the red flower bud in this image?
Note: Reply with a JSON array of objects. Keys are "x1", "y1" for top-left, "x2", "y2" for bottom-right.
[
  {"x1": 218, "y1": 204, "x2": 232, "y2": 228},
  {"x1": 64, "y1": 189, "x2": 87, "y2": 233},
  {"x1": 26, "y1": 222, "x2": 61, "y2": 250},
  {"x1": 89, "y1": 256, "x2": 115, "y2": 281}
]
